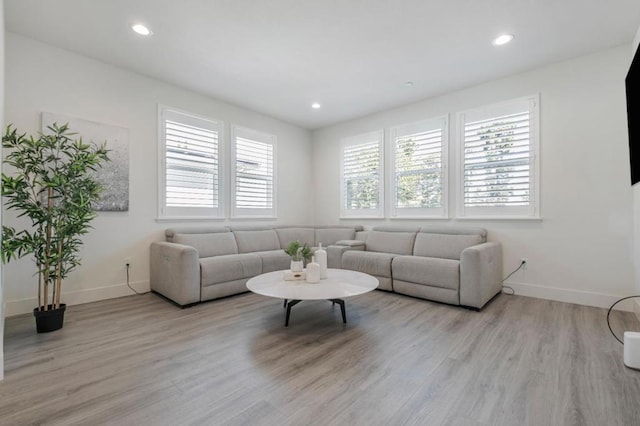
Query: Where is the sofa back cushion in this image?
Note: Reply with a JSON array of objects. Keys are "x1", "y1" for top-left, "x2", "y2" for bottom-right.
[
  {"x1": 233, "y1": 229, "x2": 281, "y2": 253},
  {"x1": 413, "y1": 227, "x2": 486, "y2": 260},
  {"x1": 366, "y1": 230, "x2": 416, "y2": 255},
  {"x1": 275, "y1": 228, "x2": 315, "y2": 249},
  {"x1": 172, "y1": 232, "x2": 238, "y2": 258},
  {"x1": 315, "y1": 228, "x2": 356, "y2": 247}
]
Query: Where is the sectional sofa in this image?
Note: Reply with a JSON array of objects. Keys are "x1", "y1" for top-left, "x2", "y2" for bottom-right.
[{"x1": 150, "y1": 225, "x2": 502, "y2": 310}]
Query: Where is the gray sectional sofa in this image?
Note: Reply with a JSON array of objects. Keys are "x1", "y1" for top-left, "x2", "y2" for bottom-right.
[{"x1": 150, "y1": 225, "x2": 502, "y2": 310}]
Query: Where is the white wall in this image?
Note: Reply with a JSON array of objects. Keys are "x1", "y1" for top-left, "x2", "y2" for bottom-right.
[
  {"x1": 3, "y1": 33, "x2": 313, "y2": 316},
  {"x1": 0, "y1": 0, "x2": 5, "y2": 381},
  {"x1": 312, "y1": 45, "x2": 636, "y2": 309},
  {"x1": 632, "y1": 25, "x2": 640, "y2": 318}
]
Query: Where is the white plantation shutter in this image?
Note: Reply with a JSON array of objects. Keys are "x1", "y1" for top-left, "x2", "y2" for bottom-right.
[
  {"x1": 390, "y1": 117, "x2": 448, "y2": 218},
  {"x1": 231, "y1": 125, "x2": 276, "y2": 218},
  {"x1": 340, "y1": 130, "x2": 384, "y2": 218},
  {"x1": 457, "y1": 96, "x2": 540, "y2": 218},
  {"x1": 159, "y1": 107, "x2": 223, "y2": 218}
]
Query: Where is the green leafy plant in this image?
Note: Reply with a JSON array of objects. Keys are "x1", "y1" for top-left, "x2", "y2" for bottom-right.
[
  {"x1": 284, "y1": 240, "x2": 312, "y2": 262},
  {"x1": 1, "y1": 123, "x2": 109, "y2": 312}
]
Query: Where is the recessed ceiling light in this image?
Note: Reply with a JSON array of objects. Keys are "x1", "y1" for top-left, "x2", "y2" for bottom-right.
[
  {"x1": 404, "y1": 81, "x2": 414, "y2": 87},
  {"x1": 311, "y1": 102, "x2": 321, "y2": 109},
  {"x1": 492, "y1": 34, "x2": 514, "y2": 46},
  {"x1": 132, "y1": 23, "x2": 152, "y2": 36}
]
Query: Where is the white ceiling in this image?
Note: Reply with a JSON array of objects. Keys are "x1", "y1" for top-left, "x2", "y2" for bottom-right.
[{"x1": 5, "y1": 0, "x2": 640, "y2": 129}]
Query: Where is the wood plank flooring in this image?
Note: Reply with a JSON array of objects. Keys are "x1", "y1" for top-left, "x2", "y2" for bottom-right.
[{"x1": 1, "y1": 291, "x2": 639, "y2": 425}]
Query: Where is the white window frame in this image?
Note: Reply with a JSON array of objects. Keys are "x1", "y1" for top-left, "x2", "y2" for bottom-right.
[
  {"x1": 157, "y1": 105, "x2": 224, "y2": 220},
  {"x1": 230, "y1": 124, "x2": 277, "y2": 219},
  {"x1": 389, "y1": 116, "x2": 449, "y2": 218},
  {"x1": 340, "y1": 130, "x2": 385, "y2": 219},
  {"x1": 455, "y1": 95, "x2": 540, "y2": 219}
]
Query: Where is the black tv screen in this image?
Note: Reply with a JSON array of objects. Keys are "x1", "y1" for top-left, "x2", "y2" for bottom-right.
[{"x1": 626, "y1": 43, "x2": 640, "y2": 185}]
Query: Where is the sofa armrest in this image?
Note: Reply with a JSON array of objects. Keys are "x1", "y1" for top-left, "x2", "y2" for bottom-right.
[
  {"x1": 460, "y1": 242, "x2": 503, "y2": 309},
  {"x1": 326, "y1": 241, "x2": 365, "y2": 268},
  {"x1": 150, "y1": 242, "x2": 200, "y2": 306}
]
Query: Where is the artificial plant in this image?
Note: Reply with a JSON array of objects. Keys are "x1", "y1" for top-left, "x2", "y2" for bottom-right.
[
  {"x1": 1, "y1": 123, "x2": 109, "y2": 311},
  {"x1": 284, "y1": 240, "x2": 312, "y2": 262}
]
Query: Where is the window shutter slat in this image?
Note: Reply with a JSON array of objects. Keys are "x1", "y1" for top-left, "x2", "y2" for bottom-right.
[
  {"x1": 393, "y1": 125, "x2": 444, "y2": 211},
  {"x1": 233, "y1": 131, "x2": 275, "y2": 213},
  {"x1": 164, "y1": 117, "x2": 219, "y2": 210},
  {"x1": 462, "y1": 104, "x2": 534, "y2": 209}
]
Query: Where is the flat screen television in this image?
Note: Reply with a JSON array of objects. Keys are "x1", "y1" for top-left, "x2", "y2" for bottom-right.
[{"x1": 626, "y1": 42, "x2": 640, "y2": 185}]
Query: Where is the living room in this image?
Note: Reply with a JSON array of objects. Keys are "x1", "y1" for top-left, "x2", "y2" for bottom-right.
[{"x1": 1, "y1": 1, "x2": 640, "y2": 424}]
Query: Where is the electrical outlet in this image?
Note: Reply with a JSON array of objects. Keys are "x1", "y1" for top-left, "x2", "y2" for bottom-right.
[
  {"x1": 521, "y1": 258, "x2": 528, "y2": 269},
  {"x1": 124, "y1": 257, "x2": 131, "y2": 267}
]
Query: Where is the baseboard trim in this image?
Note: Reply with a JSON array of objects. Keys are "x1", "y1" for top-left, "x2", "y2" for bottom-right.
[
  {"x1": 5, "y1": 280, "x2": 150, "y2": 317},
  {"x1": 0, "y1": 354, "x2": 4, "y2": 381},
  {"x1": 506, "y1": 281, "x2": 636, "y2": 312}
]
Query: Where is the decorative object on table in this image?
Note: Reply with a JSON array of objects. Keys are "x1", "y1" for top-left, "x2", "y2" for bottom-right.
[
  {"x1": 1, "y1": 123, "x2": 110, "y2": 333},
  {"x1": 306, "y1": 256, "x2": 320, "y2": 283},
  {"x1": 315, "y1": 243, "x2": 328, "y2": 279},
  {"x1": 284, "y1": 240, "x2": 312, "y2": 272},
  {"x1": 283, "y1": 270, "x2": 306, "y2": 281},
  {"x1": 42, "y1": 112, "x2": 129, "y2": 211}
]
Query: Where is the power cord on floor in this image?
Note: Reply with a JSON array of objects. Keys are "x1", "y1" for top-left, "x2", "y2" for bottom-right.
[
  {"x1": 126, "y1": 263, "x2": 149, "y2": 295},
  {"x1": 606, "y1": 295, "x2": 640, "y2": 344},
  {"x1": 501, "y1": 260, "x2": 526, "y2": 295}
]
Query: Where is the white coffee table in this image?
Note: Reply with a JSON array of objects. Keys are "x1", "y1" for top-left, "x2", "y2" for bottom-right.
[{"x1": 246, "y1": 268, "x2": 378, "y2": 326}]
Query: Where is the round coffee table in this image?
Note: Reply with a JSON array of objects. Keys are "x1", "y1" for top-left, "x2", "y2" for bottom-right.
[{"x1": 246, "y1": 268, "x2": 378, "y2": 326}]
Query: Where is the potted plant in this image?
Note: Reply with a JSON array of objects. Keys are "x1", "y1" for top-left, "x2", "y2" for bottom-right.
[
  {"x1": 284, "y1": 240, "x2": 312, "y2": 272},
  {"x1": 1, "y1": 123, "x2": 109, "y2": 333}
]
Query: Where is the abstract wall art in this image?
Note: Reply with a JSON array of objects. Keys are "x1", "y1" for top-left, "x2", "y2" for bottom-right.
[{"x1": 42, "y1": 112, "x2": 130, "y2": 211}]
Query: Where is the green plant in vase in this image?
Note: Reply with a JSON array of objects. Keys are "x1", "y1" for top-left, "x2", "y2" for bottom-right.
[
  {"x1": 1, "y1": 123, "x2": 109, "y2": 333},
  {"x1": 284, "y1": 240, "x2": 312, "y2": 272}
]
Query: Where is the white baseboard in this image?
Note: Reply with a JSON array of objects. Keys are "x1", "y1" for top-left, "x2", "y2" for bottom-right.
[
  {"x1": 506, "y1": 281, "x2": 637, "y2": 312},
  {"x1": 5, "y1": 280, "x2": 150, "y2": 317},
  {"x1": 0, "y1": 354, "x2": 4, "y2": 381}
]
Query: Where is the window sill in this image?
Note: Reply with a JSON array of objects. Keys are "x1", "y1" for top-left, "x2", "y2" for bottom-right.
[
  {"x1": 155, "y1": 216, "x2": 226, "y2": 223},
  {"x1": 455, "y1": 216, "x2": 542, "y2": 221},
  {"x1": 389, "y1": 216, "x2": 450, "y2": 220}
]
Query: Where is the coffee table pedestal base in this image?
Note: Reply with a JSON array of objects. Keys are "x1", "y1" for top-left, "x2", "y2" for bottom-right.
[{"x1": 283, "y1": 298, "x2": 346, "y2": 327}]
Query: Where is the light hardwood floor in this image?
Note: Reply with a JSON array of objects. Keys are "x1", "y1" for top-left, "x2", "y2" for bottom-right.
[{"x1": 1, "y1": 290, "x2": 639, "y2": 426}]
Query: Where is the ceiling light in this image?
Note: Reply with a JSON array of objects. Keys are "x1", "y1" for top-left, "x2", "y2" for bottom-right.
[
  {"x1": 132, "y1": 23, "x2": 152, "y2": 36},
  {"x1": 404, "y1": 81, "x2": 414, "y2": 87},
  {"x1": 492, "y1": 34, "x2": 514, "y2": 46},
  {"x1": 311, "y1": 103, "x2": 321, "y2": 109}
]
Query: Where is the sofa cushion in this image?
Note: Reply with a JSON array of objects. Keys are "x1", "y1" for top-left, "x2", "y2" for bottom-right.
[
  {"x1": 253, "y1": 249, "x2": 291, "y2": 273},
  {"x1": 200, "y1": 254, "x2": 262, "y2": 287},
  {"x1": 275, "y1": 228, "x2": 315, "y2": 249},
  {"x1": 392, "y1": 255, "x2": 460, "y2": 290},
  {"x1": 342, "y1": 251, "x2": 394, "y2": 278},
  {"x1": 413, "y1": 232, "x2": 485, "y2": 260},
  {"x1": 366, "y1": 231, "x2": 416, "y2": 255},
  {"x1": 173, "y1": 232, "x2": 238, "y2": 258},
  {"x1": 233, "y1": 229, "x2": 281, "y2": 253},
  {"x1": 315, "y1": 228, "x2": 356, "y2": 246}
]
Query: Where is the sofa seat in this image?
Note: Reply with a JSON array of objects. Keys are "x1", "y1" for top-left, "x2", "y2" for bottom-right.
[
  {"x1": 392, "y1": 255, "x2": 460, "y2": 305},
  {"x1": 253, "y1": 250, "x2": 291, "y2": 273},
  {"x1": 200, "y1": 254, "x2": 262, "y2": 287},
  {"x1": 342, "y1": 251, "x2": 394, "y2": 291}
]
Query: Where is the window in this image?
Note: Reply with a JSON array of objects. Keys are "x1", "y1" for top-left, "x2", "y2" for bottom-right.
[
  {"x1": 340, "y1": 130, "x2": 384, "y2": 218},
  {"x1": 231, "y1": 125, "x2": 276, "y2": 218},
  {"x1": 159, "y1": 107, "x2": 223, "y2": 219},
  {"x1": 390, "y1": 117, "x2": 448, "y2": 218},
  {"x1": 456, "y1": 95, "x2": 540, "y2": 218}
]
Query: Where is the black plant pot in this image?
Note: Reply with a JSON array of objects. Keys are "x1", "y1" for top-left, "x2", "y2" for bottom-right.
[{"x1": 33, "y1": 304, "x2": 66, "y2": 333}]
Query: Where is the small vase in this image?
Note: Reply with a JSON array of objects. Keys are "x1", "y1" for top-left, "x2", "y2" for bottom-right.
[
  {"x1": 316, "y1": 243, "x2": 328, "y2": 279},
  {"x1": 290, "y1": 260, "x2": 303, "y2": 272},
  {"x1": 306, "y1": 256, "x2": 320, "y2": 284}
]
